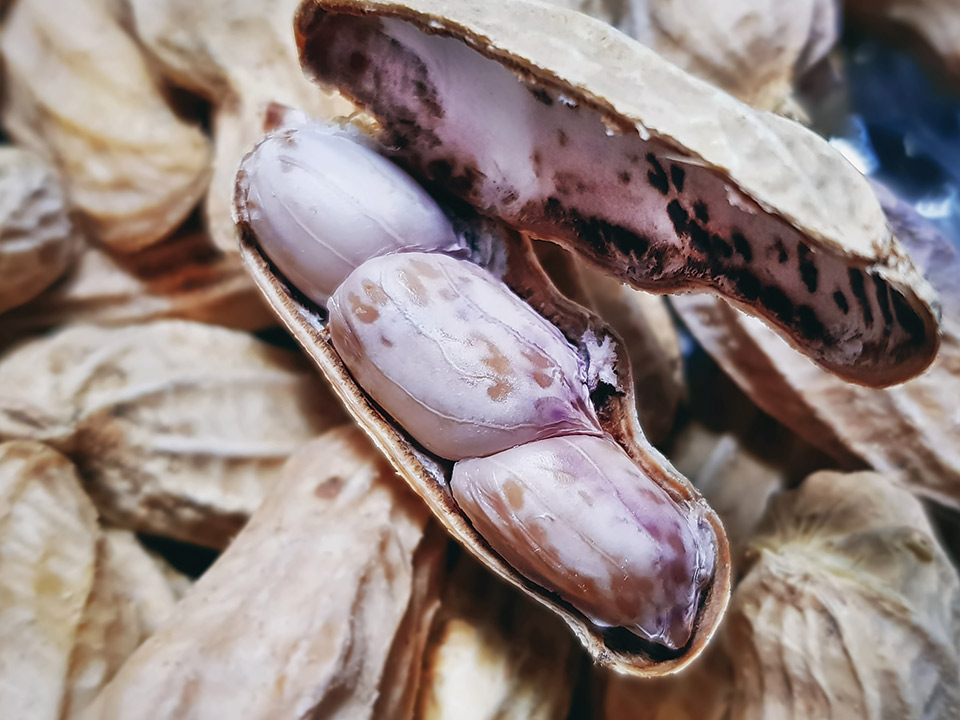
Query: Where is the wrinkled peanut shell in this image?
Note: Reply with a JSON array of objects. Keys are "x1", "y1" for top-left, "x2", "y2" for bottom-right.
[
  {"x1": 80, "y1": 426, "x2": 443, "y2": 720},
  {"x1": 0, "y1": 148, "x2": 79, "y2": 316}
]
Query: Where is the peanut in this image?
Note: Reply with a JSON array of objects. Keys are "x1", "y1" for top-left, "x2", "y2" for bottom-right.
[
  {"x1": 452, "y1": 434, "x2": 715, "y2": 649},
  {"x1": 328, "y1": 252, "x2": 601, "y2": 460},
  {"x1": 240, "y1": 123, "x2": 463, "y2": 306}
]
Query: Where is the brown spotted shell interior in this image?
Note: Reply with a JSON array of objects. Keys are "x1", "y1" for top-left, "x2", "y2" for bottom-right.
[
  {"x1": 294, "y1": 0, "x2": 942, "y2": 388},
  {"x1": 233, "y1": 186, "x2": 731, "y2": 674}
]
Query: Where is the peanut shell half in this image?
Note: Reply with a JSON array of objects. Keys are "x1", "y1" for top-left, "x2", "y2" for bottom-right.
[
  {"x1": 295, "y1": 0, "x2": 941, "y2": 387},
  {"x1": 235, "y1": 189, "x2": 731, "y2": 674}
]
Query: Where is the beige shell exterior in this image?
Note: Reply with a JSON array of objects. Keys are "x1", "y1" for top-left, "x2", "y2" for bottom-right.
[
  {"x1": 621, "y1": 0, "x2": 840, "y2": 113},
  {"x1": 672, "y1": 291, "x2": 960, "y2": 508},
  {"x1": 0, "y1": 321, "x2": 345, "y2": 547},
  {"x1": 0, "y1": 230, "x2": 274, "y2": 347},
  {"x1": 236, "y1": 197, "x2": 731, "y2": 675},
  {"x1": 728, "y1": 471, "x2": 960, "y2": 719},
  {"x1": 0, "y1": 0, "x2": 211, "y2": 252},
  {"x1": 0, "y1": 442, "x2": 159, "y2": 720},
  {"x1": 0, "y1": 148, "x2": 79, "y2": 316},
  {"x1": 126, "y1": 0, "x2": 357, "y2": 255},
  {"x1": 0, "y1": 441, "x2": 100, "y2": 720},
  {"x1": 80, "y1": 426, "x2": 444, "y2": 720},
  {"x1": 296, "y1": 0, "x2": 940, "y2": 387},
  {"x1": 99, "y1": 529, "x2": 179, "y2": 637},
  {"x1": 415, "y1": 552, "x2": 578, "y2": 720}
]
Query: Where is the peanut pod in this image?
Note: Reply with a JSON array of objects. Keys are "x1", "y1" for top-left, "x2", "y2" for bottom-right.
[{"x1": 235, "y1": 126, "x2": 730, "y2": 673}]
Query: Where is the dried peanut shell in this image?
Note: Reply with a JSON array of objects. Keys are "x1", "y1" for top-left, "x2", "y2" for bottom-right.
[
  {"x1": 729, "y1": 470, "x2": 960, "y2": 719},
  {"x1": 621, "y1": 0, "x2": 840, "y2": 113},
  {"x1": 846, "y1": 0, "x2": 960, "y2": 83},
  {"x1": 0, "y1": 231, "x2": 273, "y2": 347},
  {"x1": 416, "y1": 551, "x2": 578, "y2": 720},
  {"x1": 100, "y1": 529, "x2": 180, "y2": 637},
  {"x1": 126, "y1": 0, "x2": 356, "y2": 255},
  {"x1": 0, "y1": 321, "x2": 345, "y2": 547},
  {"x1": 295, "y1": 0, "x2": 940, "y2": 387},
  {"x1": 80, "y1": 426, "x2": 443, "y2": 720},
  {"x1": 61, "y1": 534, "x2": 145, "y2": 719},
  {"x1": 0, "y1": 0, "x2": 211, "y2": 252},
  {"x1": 0, "y1": 148, "x2": 79, "y2": 316},
  {"x1": 0, "y1": 441, "x2": 99, "y2": 720},
  {"x1": 236, "y1": 196, "x2": 731, "y2": 674},
  {"x1": 0, "y1": 442, "x2": 153, "y2": 720}
]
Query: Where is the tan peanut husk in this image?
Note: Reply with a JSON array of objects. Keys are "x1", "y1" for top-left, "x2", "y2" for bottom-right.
[
  {"x1": 621, "y1": 0, "x2": 840, "y2": 114},
  {"x1": 124, "y1": 0, "x2": 356, "y2": 255},
  {"x1": 541, "y1": 0, "x2": 624, "y2": 25},
  {"x1": 296, "y1": 0, "x2": 941, "y2": 388},
  {"x1": 671, "y1": 184, "x2": 960, "y2": 509},
  {"x1": 729, "y1": 470, "x2": 960, "y2": 718},
  {"x1": 415, "y1": 552, "x2": 579, "y2": 720},
  {"x1": 0, "y1": 441, "x2": 99, "y2": 720},
  {"x1": 236, "y1": 200, "x2": 731, "y2": 675},
  {"x1": 0, "y1": 442, "x2": 158, "y2": 719},
  {"x1": 81, "y1": 426, "x2": 445, "y2": 720},
  {"x1": 542, "y1": 0, "x2": 837, "y2": 117},
  {"x1": 846, "y1": 0, "x2": 960, "y2": 84},
  {"x1": 0, "y1": 148, "x2": 80, "y2": 316},
  {"x1": 0, "y1": 0, "x2": 211, "y2": 252},
  {"x1": 100, "y1": 529, "x2": 180, "y2": 636},
  {"x1": 0, "y1": 321, "x2": 345, "y2": 547},
  {"x1": 0, "y1": 230, "x2": 274, "y2": 348}
]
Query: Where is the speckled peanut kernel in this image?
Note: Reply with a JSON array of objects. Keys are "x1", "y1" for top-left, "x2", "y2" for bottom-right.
[
  {"x1": 452, "y1": 434, "x2": 717, "y2": 649},
  {"x1": 328, "y1": 252, "x2": 602, "y2": 460}
]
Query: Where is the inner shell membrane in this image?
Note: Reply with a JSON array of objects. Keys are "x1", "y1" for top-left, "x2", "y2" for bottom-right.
[{"x1": 304, "y1": 13, "x2": 930, "y2": 383}]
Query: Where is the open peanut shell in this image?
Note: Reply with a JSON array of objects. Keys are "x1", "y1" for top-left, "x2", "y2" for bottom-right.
[
  {"x1": 294, "y1": 0, "x2": 941, "y2": 388},
  {"x1": 235, "y1": 193, "x2": 730, "y2": 673}
]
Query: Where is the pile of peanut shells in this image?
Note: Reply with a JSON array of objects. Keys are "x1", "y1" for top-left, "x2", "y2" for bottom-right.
[{"x1": 1, "y1": 0, "x2": 959, "y2": 718}]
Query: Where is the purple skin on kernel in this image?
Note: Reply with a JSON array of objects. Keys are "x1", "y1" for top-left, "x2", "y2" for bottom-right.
[
  {"x1": 328, "y1": 252, "x2": 602, "y2": 460},
  {"x1": 451, "y1": 434, "x2": 716, "y2": 650},
  {"x1": 239, "y1": 121, "x2": 464, "y2": 307}
]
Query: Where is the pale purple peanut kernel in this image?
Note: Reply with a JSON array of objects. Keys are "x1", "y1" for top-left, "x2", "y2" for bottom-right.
[
  {"x1": 451, "y1": 434, "x2": 716, "y2": 650},
  {"x1": 328, "y1": 252, "x2": 602, "y2": 460},
  {"x1": 239, "y1": 121, "x2": 464, "y2": 307}
]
